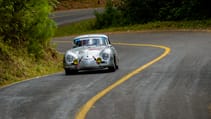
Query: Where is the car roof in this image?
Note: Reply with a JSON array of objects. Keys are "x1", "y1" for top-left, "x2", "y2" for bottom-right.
[{"x1": 73, "y1": 34, "x2": 108, "y2": 40}]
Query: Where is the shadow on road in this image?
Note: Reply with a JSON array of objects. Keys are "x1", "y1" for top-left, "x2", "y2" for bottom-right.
[{"x1": 65, "y1": 69, "x2": 115, "y2": 76}]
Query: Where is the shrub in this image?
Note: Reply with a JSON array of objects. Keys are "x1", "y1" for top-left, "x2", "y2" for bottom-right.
[
  {"x1": 0, "y1": 0, "x2": 57, "y2": 59},
  {"x1": 95, "y1": 0, "x2": 211, "y2": 27},
  {"x1": 94, "y1": 0, "x2": 123, "y2": 29}
]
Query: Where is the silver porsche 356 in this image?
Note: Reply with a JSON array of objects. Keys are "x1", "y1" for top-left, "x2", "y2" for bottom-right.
[{"x1": 63, "y1": 34, "x2": 119, "y2": 75}]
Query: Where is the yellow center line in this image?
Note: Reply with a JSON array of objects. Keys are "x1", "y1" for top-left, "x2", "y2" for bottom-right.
[{"x1": 75, "y1": 42, "x2": 171, "y2": 119}]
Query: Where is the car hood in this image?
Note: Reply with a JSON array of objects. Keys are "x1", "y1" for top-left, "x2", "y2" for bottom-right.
[{"x1": 67, "y1": 46, "x2": 107, "y2": 58}]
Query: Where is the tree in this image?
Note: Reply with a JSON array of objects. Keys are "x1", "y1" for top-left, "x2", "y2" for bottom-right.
[
  {"x1": 120, "y1": 0, "x2": 211, "y2": 21},
  {"x1": 95, "y1": 0, "x2": 123, "y2": 28},
  {"x1": 0, "y1": 0, "x2": 57, "y2": 58},
  {"x1": 95, "y1": 0, "x2": 211, "y2": 28}
]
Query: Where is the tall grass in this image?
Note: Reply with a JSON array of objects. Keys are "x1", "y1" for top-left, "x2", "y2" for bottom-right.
[
  {"x1": 55, "y1": 19, "x2": 211, "y2": 37},
  {"x1": 55, "y1": 19, "x2": 96, "y2": 37},
  {"x1": 0, "y1": 41, "x2": 63, "y2": 86}
]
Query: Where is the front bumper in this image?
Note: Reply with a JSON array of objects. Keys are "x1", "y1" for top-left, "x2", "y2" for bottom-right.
[{"x1": 64, "y1": 57, "x2": 113, "y2": 70}]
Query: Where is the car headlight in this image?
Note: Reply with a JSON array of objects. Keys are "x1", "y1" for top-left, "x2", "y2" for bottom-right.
[
  {"x1": 66, "y1": 55, "x2": 74, "y2": 63},
  {"x1": 102, "y1": 53, "x2": 109, "y2": 60}
]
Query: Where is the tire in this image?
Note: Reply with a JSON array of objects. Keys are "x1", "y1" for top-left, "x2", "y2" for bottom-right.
[
  {"x1": 65, "y1": 69, "x2": 78, "y2": 75},
  {"x1": 108, "y1": 65, "x2": 116, "y2": 72},
  {"x1": 108, "y1": 56, "x2": 117, "y2": 72},
  {"x1": 114, "y1": 56, "x2": 119, "y2": 70}
]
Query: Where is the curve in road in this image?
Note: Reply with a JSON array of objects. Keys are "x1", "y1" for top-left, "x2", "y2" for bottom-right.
[
  {"x1": 75, "y1": 43, "x2": 171, "y2": 119},
  {"x1": 1, "y1": 32, "x2": 211, "y2": 119},
  {"x1": 51, "y1": 8, "x2": 103, "y2": 26}
]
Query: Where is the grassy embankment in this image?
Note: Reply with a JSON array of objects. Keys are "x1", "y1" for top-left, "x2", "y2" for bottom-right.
[
  {"x1": 0, "y1": 43, "x2": 63, "y2": 87},
  {"x1": 55, "y1": 19, "x2": 211, "y2": 37},
  {"x1": 0, "y1": 0, "x2": 105, "y2": 87}
]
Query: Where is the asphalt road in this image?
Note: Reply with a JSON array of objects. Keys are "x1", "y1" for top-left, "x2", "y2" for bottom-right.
[
  {"x1": 0, "y1": 32, "x2": 211, "y2": 119},
  {"x1": 50, "y1": 8, "x2": 103, "y2": 26}
]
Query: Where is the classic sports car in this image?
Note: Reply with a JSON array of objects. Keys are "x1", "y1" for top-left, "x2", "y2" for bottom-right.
[{"x1": 63, "y1": 34, "x2": 119, "y2": 75}]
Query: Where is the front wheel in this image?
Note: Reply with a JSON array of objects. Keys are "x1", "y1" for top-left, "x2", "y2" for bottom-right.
[
  {"x1": 65, "y1": 68, "x2": 78, "y2": 75},
  {"x1": 108, "y1": 65, "x2": 116, "y2": 72},
  {"x1": 108, "y1": 57, "x2": 117, "y2": 72}
]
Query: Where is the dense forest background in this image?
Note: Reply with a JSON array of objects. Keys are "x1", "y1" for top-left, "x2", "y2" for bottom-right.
[{"x1": 95, "y1": 0, "x2": 211, "y2": 28}]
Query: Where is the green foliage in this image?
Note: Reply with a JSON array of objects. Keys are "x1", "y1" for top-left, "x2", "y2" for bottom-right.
[
  {"x1": 118, "y1": 0, "x2": 158, "y2": 23},
  {"x1": 94, "y1": 0, "x2": 123, "y2": 29},
  {"x1": 95, "y1": 0, "x2": 211, "y2": 28},
  {"x1": 0, "y1": 40, "x2": 12, "y2": 62},
  {"x1": 55, "y1": 18, "x2": 211, "y2": 37},
  {"x1": 0, "y1": 0, "x2": 61, "y2": 86},
  {"x1": 55, "y1": 19, "x2": 95, "y2": 37},
  {"x1": 49, "y1": 0, "x2": 59, "y2": 8},
  {"x1": 158, "y1": 0, "x2": 200, "y2": 20},
  {"x1": 0, "y1": 0, "x2": 57, "y2": 59},
  {"x1": 0, "y1": 38, "x2": 63, "y2": 87}
]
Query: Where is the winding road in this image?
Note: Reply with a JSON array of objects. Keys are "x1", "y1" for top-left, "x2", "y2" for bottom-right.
[
  {"x1": 0, "y1": 9, "x2": 211, "y2": 119},
  {"x1": 50, "y1": 8, "x2": 103, "y2": 26}
]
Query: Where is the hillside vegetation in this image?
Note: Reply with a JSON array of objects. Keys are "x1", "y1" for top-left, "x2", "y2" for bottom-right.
[
  {"x1": 0, "y1": 0, "x2": 62, "y2": 86},
  {"x1": 0, "y1": 0, "x2": 107, "y2": 87},
  {"x1": 55, "y1": 0, "x2": 106, "y2": 10},
  {"x1": 55, "y1": 0, "x2": 211, "y2": 37},
  {"x1": 95, "y1": 0, "x2": 211, "y2": 28}
]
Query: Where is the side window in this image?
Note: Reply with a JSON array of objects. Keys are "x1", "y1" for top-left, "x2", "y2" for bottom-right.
[
  {"x1": 73, "y1": 39, "x2": 81, "y2": 48},
  {"x1": 100, "y1": 37, "x2": 109, "y2": 45},
  {"x1": 82, "y1": 40, "x2": 89, "y2": 46},
  {"x1": 76, "y1": 41, "x2": 82, "y2": 47}
]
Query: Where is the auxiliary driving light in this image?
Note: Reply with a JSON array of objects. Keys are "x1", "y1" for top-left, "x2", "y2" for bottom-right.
[
  {"x1": 96, "y1": 57, "x2": 102, "y2": 64},
  {"x1": 73, "y1": 59, "x2": 78, "y2": 65}
]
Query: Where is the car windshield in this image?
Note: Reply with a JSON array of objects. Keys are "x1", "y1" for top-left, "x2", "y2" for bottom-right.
[{"x1": 74, "y1": 37, "x2": 107, "y2": 47}]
